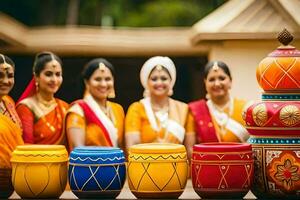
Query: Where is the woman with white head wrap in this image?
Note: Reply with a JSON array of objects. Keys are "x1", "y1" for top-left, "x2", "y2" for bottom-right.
[{"x1": 125, "y1": 56, "x2": 195, "y2": 157}]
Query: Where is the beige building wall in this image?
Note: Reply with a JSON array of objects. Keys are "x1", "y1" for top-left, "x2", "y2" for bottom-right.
[{"x1": 208, "y1": 40, "x2": 300, "y2": 101}]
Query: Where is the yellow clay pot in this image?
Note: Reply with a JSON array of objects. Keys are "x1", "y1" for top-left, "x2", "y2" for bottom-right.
[
  {"x1": 128, "y1": 143, "x2": 188, "y2": 198},
  {"x1": 11, "y1": 145, "x2": 68, "y2": 198}
]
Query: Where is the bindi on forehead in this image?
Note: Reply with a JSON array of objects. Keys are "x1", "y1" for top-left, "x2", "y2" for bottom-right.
[
  {"x1": 98, "y1": 62, "x2": 108, "y2": 72},
  {"x1": 155, "y1": 65, "x2": 163, "y2": 71},
  {"x1": 212, "y1": 62, "x2": 219, "y2": 72},
  {"x1": 49, "y1": 60, "x2": 60, "y2": 68},
  {"x1": 0, "y1": 63, "x2": 13, "y2": 72}
]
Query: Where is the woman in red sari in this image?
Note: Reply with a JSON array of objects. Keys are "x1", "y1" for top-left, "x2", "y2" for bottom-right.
[
  {"x1": 16, "y1": 52, "x2": 68, "y2": 145},
  {"x1": 189, "y1": 61, "x2": 249, "y2": 143},
  {"x1": 0, "y1": 54, "x2": 24, "y2": 168}
]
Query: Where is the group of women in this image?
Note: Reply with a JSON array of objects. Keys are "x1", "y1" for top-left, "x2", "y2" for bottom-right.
[{"x1": 0, "y1": 52, "x2": 249, "y2": 168}]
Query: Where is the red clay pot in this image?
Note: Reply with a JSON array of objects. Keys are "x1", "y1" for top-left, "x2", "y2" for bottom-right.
[{"x1": 191, "y1": 142, "x2": 254, "y2": 199}]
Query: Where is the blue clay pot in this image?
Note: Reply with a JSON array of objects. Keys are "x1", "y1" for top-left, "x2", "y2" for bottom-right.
[{"x1": 68, "y1": 146, "x2": 126, "y2": 199}]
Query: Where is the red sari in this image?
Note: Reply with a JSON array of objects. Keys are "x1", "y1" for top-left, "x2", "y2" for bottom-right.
[
  {"x1": 189, "y1": 98, "x2": 248, "y2": 143},
  {"x1": 189, "y1": 100, "x2": 218, "y2": 142},
  {"x1": 16, "y1": 98, "x2": 68, "y2": 144}
]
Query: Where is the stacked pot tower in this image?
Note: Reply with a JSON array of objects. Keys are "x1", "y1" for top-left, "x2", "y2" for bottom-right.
[{"x1": 244, "y1": 29, "x2": 300, "y2": 198}]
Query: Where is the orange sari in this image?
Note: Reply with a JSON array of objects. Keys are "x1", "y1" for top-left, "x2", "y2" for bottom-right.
[
  {"x1": 0, "y1": 96, "x2": 24, "y2": 168},
  {"x1": 16, "y1": 97, "x2": 68, "y2": 145},
  {"x1": 65, "y1": 95, "x2": 124, "y2": 151}
]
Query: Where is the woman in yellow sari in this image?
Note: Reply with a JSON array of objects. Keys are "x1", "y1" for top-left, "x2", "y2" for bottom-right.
[
  {"x1": 65, "y1": 58, "x2": 124, "y2": 151},
  {"x1": 16, "y1": 52, "x2": 68, "y2": 145},
  {"x1": 189, "y1": 61, "x2": 249, "y2": 143},
  {"x1": 125, "y1": 56, "x2": 195, "y2": 156},
  {"x1": 0, "y1": 54, "x2": 24, "y2": 168}
]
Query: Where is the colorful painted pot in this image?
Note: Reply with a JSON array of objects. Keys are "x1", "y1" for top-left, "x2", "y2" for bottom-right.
[
  {"x1": 256, "y1": 29, "x2": 300, "y2": 93},
  {"x1": 128, "y1": 143, "x2": 188, "y2": 198},
  {"x1": 68, "y1": 146, "x2": 126, "y2": 198},
  {"x1": 10, "y1": 145, "x2": 68, "y2": 198},
  {"x1": 0, "y1": 168, "x2": 14, "y2": 198},
  {"x1": 244, "y1": 100, "x2": 300, "y2": 136},
  {"x1": 249, "y1": 136, "x2": 300, "y2": 198},
  {"x1": 191, "y1": 143, "x2": 253, "y2": 199}
]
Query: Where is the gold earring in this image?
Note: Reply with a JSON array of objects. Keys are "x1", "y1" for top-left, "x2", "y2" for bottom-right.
[
  {"x1": 35, "y1": 82, "x2": 39, "y2": 91},
  {"x1": 108, "y1": 88, "x2": 116, "y2": 98},
  {"x1": 168, "y1": 89, "x2": 173, "y2": 96}
]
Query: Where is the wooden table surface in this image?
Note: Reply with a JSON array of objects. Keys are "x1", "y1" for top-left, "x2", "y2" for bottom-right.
[{"x1": 10, "y1": 180, "x2": 257, "y2": 199}]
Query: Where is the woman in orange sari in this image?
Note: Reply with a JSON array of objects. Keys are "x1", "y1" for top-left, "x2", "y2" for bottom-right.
[
  {"x1": 16, "y1": 52, "x2": 68, "y2": 145},
  {"x1": 125, "y1": 56, "x2": 195, "y2": 157},
  {"x1": 65, "y1": 58, "x2": 124, "y2": 151},
  {"x1": 0, "y1": 54, "x2": 24, "y2": 168},
  {"x1": 189, "y1": 61, "x2": 249, "y2": 143}
]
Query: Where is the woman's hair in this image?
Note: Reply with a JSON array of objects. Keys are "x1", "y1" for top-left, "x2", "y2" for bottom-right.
[
  {"x1": 33, "y1": 52, "x2": 62, "y2": 76},
  {"x1": 82, "y1": 58, "x2": 115, "y2": 80},
  {"x1": 0, "y1": 54, "x2": 15, "y2": 69},
  {"x1": 149, "y1": 65, "x2": 171, "y2": 79},
  {"x1": 204, "y1": 61, "x2": 232, "y2": 80}
]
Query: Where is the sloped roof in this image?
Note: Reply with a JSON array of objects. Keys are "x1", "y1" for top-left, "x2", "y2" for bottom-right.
[
  {"x1": 191, "y1": 0, "x2": 300, "y2": 44},
  {"x1": 0, "y1": 12, "x2": 206, "y2": 56}
]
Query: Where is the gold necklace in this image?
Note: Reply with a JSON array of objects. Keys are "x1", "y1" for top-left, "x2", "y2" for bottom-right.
[
  {"x1": 36, "y1": 94, "x2": 56, "y2": 108},
  {"x1": 211, "y1": 98, "x2": 233, "y2": 116}
]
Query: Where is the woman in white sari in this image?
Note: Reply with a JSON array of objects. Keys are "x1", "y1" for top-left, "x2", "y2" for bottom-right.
[{"x1": 125, "y1": 56, "x2": 195, "y2": 156}]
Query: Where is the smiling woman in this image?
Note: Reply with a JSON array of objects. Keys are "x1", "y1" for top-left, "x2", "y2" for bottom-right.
[
  {"x1": 16, "y1": 52, "x2": 69, "y2": 145},
  {"x1": 65, "y1": 58, "x2": 125, "y2": 151},
  {"x1": 125, "y1": 56, "x2": 195, "y2": 158},
  {"x1": 189, "y1": 61, "x2": 249, "y2": 143},
  {"x1": 0, "y1": 54, "x2": 24, "y2": 169}
]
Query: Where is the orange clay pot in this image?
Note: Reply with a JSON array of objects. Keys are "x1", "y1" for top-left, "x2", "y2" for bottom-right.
[{"x1": 256, "y1": 32, "x2": 300, "y2": 93}]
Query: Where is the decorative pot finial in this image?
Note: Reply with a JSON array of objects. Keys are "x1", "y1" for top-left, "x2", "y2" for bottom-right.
[{"x1": 277, "y1": 28, "x2": 293, "y2": 46}]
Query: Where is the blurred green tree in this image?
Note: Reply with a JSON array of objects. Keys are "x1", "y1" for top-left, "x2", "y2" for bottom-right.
[{"x1": 0, "y1": 0, "x2": 225, "y2": 27}]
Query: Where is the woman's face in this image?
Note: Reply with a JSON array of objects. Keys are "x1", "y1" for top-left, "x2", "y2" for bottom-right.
[
  {"x1": 86, "y1": 67, "x2": 114, "y2": 101},
  {"x1": 0, "y1": 63, "x2": 14, "y2": 97},
  {"x1": 205, "y1": 68, "x2": 232, "y2": 100},
  {"x1": 147, "y1": 67, "x2": 171, "y2": 98},
  {"x1": 35, "y1": 60, "x2": 63, "y2": 95}
]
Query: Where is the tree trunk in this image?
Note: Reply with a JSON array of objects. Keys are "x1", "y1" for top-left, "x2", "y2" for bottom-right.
[{"x1": 66, "y1": 0, "x2": 80, "y2": 25}]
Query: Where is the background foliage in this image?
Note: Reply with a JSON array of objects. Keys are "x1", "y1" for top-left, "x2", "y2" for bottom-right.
[{"x1": 0, "y1": 0, "x2": 225, "y2": 27}]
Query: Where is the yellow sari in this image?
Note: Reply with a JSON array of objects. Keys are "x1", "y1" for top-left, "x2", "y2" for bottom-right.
[
  {"x1": 125, "y1": 98, "x2": 194, "y2": 144},
  {"x1": 0, "y1": 96, "x2": 24, "y2": 168}
]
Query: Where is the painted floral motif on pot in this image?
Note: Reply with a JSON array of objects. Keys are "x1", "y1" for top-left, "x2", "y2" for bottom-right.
[{"x1": 249, "y1": 137, "x2": 300, "y2": 198}]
